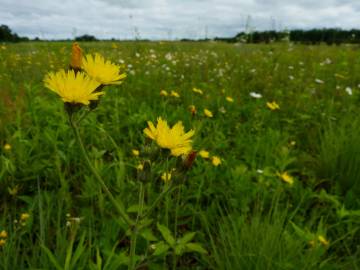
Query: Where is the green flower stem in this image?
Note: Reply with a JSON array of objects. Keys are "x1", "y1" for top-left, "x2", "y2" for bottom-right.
[{"x1": 69, "y1": 117, "x2": 133, "y2": 227}]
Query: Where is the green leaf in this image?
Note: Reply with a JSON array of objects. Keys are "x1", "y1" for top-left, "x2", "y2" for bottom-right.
[
  {"x1": 178, "y1": 232, "x2": 196, "y2": 245},
  {"x1": 41, "y1": 245, "x2": 63, "y2": 270},
  {"x1": 153, "y1": 241, "x2": 170, "y2": 256},
  {"x1": 127, "y1": 204, "x2": 148, "y2": 213},
  {"x1": 185, "y1": 243, "x2": 207, "y2": 254},
  {"x1": 175, "y1": 244, "x2": 186, "y2": 256},
  {"x1": 157, "y1": 223, "x2": 175, "y2": 246},
  {"x1": 140, "y1": 228, "x2": 158, "y2": 242}
]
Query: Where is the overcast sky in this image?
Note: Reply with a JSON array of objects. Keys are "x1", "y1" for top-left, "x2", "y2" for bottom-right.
[{"x1": 1, "y1": 0, "x2": 359, "y2": 40}]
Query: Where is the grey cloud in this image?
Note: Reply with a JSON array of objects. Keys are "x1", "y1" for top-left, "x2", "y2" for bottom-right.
[{"x1": 0, "y1": 0, "x2": 359, "y2": 39}]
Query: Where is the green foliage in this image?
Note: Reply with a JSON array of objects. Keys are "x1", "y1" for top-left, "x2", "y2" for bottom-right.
[{"x1": 0, "y1": 41, "x2": 359, "y2": 269}]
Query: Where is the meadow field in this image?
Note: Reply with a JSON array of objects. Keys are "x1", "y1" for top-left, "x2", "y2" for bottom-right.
[{"x1": 0, "y1": 41, "x2": 360, "y2": 269}]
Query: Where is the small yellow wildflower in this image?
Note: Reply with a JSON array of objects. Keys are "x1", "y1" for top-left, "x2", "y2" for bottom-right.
[
  {"x1": 278, "y1": 172, "x2": 294, "y2": 185},
  {"x1": 82, "y1": 53, "x2": 126, "y2": 85},
  {"x1": 136, "y1": 163, "x2": 144, "y2": 171},
  {"x1": 4, "y1": 143, "x2": 11, "y2": 151},
  {"x1": 160, "y1": 90, "x2": 168, "y2": 96},
  {"x1": 132, "y1": 149, "x2": 140, "y2": 156},
  {"x1": 189, "y1": 105, "x2": 196, "y2": 116},
  {"x1": 170, "y1": 90, "x2": 180, "y2": 98},
  {"x1": 70, "y1": 42, "x2": 82, "y2": 70},
  {"x1": 318, "y1": 235, "x2": 330, "y2": 247},
  {"x1": 192, "y1": 87, "x2": 203, "y2": 95},
  {"x1": 199, "y1": 150, "x2": 210, "y2": 159},
  {"x1": 0, "y1": 239, "x2": 6, "y2": 247},
  {"x1": 226, "y1": 96, "x2": 234, "y2": 103},
  {"x1": 20, "y1": 213, "x2": 30, "y2": 222},
  {"x1": 204, "y1": 109, "x2": 213, "y2": 118},
  {"x1": 161, "y1": 172, "x2": 172, "y2": 182},
  {"x1": 143, "y1": 117, "x2": 194, "y2": 157},
  {"x1": 212, "y1": 156, "x2": 221, "y2": 166},
  {"x1": 266, "y1": 101, "x2": 280, "y2": 111},
  {"x1": 44, "y1": 70, "x2": 102, "y2": 105},
  {"x1": 0, "y1": 230, "x2": 8, "y2": 238}
]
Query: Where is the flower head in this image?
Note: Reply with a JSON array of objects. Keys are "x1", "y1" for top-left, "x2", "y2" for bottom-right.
[
  {"x1": 44, "y1": 70, "x2": 102, "y2": 105},
  {"x1": 204, "y1": 109, "x2": 213, "y2": 118},
  {"x1": 70, "y1": 42, "x2": 82, "y2": 70},
  {"x1": 192, "y1": 87, "x2": 203, "y2": 95},
  {"x1": 161, "y1": 172, "x2": 172, "y2": 182},
  {"x1": 132, "y1": 149, "x2": 140, "y2": 156},
  {"x1": 0, "y1": 230, "x2": 7, "y2": 239},
  {"x1": 266, "y1": 101, "x2": 280, "y2": 111},
  {"x1": 170, "y1": 90, "x2": 180, "y2": 98},
  {"x1": 277, "y1": 171, "x2": 294, "y2": 185},
  {"x1": 144, "y1": 117, "x2": 194, "y2": 157},
  {"x1": 3, "y1": 143, "x2": 11, "y2": 151},
  {"x1": 199, "y1": 150, "x2": 210, "y2": 159},
  {"x1": 318, "y1": 235, "x2": 330, "y2": 247},
  {"x1": 82, "y1": 53, "x2": 126, "y2": 85},
  {"x1": 212, "y1": 156, "x2": 221, "y2": 166},
  {"x1": 226, "y1": 96, "x2": 234, "y2": 103},
  {"x1": 160, "y1": 90, "x2": 168, "y2": 96}
]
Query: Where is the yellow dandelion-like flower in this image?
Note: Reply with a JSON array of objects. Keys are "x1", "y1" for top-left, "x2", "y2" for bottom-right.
[
  {"x1": 70, "y1": 42, "x2": 82, "y2": 70},
  {"x1": 0, "y1": 239, "x2": 6, "y2": 247},
  {"x1": 161, "y1": 172, "x2": 172, "y2": 182},
  {"x1": 170, "y1": 90, "x2": 180, "y2": 98},
  {"x1": 132, "y1": 149, "x2": 140, "y2": 156},
  {"x1": 266, "y1": 101, "x2": 280, "y2": 111},
  {"x1": 204, "y1": 109, "x2": 213, "y2": 118},
  {"x1": 143, "y1": 117, "x2": 194, "y2": 157},
  {"x1": 20, "y1": 213, "x2": 30, "y2": 222},
  {"x1": 226, "y1": 96, "x2": 234, "y2": 103},
  {"x1": 44, "y1": 70, "x2": 102, "y2": 105},
  {"x1": 160, "y1": 90, "x2": 168, "y2": 96},
  {"x1": 277, "y1": 171, "x2": 294, "y2": 185},
  {"x1": 192, "y1": 87, "x2": 203, "y2": 95},
  {"x1": 199, "y1": 150, "x2": 210, "y2": 159},
  {"x1": 82, "y1": 53, "x2": 126, "y2": 85},
  {"x1": 0, "y1": 230, "x2": 7, "y2": 239},
  {"x1": 136, "y1": 163, "x2": 144, "y2": 171},
  {"x1": 318, "y1": 235, "x2": 330, "y2": 247},
  {"x1": 212, "y1": 156, "x2": 221, "y2": 166},
  {"x1": 4, "y1": 143, "x2": 11, "y2": 151}
]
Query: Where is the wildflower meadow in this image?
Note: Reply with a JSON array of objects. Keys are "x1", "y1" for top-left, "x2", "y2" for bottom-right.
[{"x1": 0, "y1": 41, "x2": 360, "y2": 269}]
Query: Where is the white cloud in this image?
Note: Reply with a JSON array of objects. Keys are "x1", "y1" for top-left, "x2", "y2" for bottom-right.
[{"x1": 0, "y1": 0, "x2": 359, "y2": 39}]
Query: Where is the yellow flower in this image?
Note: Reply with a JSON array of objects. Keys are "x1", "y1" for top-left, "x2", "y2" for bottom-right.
[
  {"x1": 4, "y1": 143, "x2": 11, "y2": 151},
  {"x1": 82, "y1": 53, "x2": 126, "y2": 85},
  {"x1": 160, "y1": 90, "x2": 168, "y2": 96},
  {"x1": 226, "y1": 96, "x2": 234, "y2": 103},
  {"x1": 170, "y1": 90, "x2": 180, "y2": 98},
  {"x1": 20, "y1": 213, "x2": 30, "y2": 222},
  {"x1": 44, "y1": 70, "x2": 102, "y2": 105},
  {"x1": 144, "y1": 117, "x2": 194, "y2": 157},
  {"x1": 212, "y1": 156, "x2": 221, "y2": 166},
  {"x1": 278, "y1": 172, "x2": 294, "y2": 185},
  {"x1": 0, "y1": 230, "x2": 7, "y2": 238},
  {"x1": 70, "y1": 42, "x2": 82, "y2": 70},
  {"x1": 0, "y1": 239, "x2": 6, "y2": 247},
  {"x1": 266, "y1": 101, "x2": 280, "y2": 111},
  {"x1": 132, "y1": 149, "x2": 140, "y2": 156},
  {"x1": 199, "y1": 150, "x2": 210, "y2": 159},
  {"x1": 136, "y1": 163, "x2": 144, "y2": 171},
  {"x1": 189, "y1": 105, "x2": 196, "y2": 116},
  {"x1": 318, "y1": 235, "x2": 330, "y2": 247},
  {"x1": 204, "y1": 109, "x2": 213, "y2": 118},
  {"x1": 161, "y1": 172, "x2": 172, "y2": 182},
  {"x1": 192, "y1": 87, "x2": 203, "y2": 95}
]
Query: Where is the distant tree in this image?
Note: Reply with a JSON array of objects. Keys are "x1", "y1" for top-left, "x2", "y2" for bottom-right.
[
  {"x1": 0, "y1": 24, "x2": 22, "y2": 41},
  {"x1": 75, "y1": 34, "x2": 98, "y2": 41}
]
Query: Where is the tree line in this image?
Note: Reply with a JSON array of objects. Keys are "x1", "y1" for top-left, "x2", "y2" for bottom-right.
[{"x1": 1, "y1": 24, "x2": 360, "y2": 44}]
